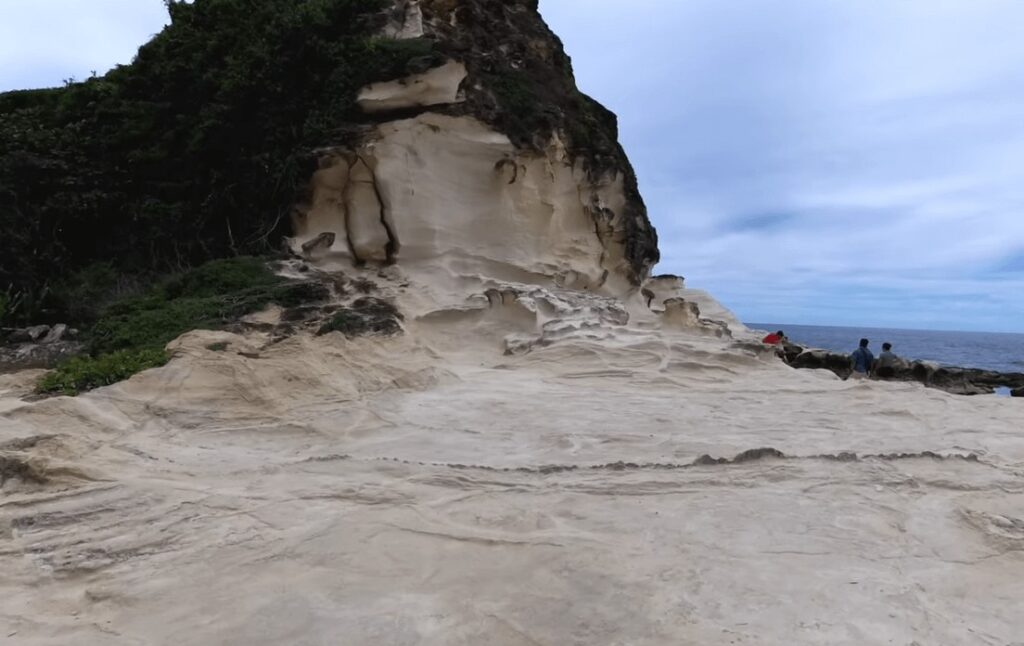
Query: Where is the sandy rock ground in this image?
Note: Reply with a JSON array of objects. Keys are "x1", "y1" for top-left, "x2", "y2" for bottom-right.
[
  {"x1": 1, "y1": 270, "x2": 1022, "y2": 646},
  {"x1": 8, "y1": 8, "x2": 1018, "y2": 642}
]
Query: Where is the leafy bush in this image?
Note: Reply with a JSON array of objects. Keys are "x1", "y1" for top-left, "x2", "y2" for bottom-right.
[
  {"x1": 37, "y1": 257, "x2": 328, "y2": 394},
  {"x1": 37, "y1": 348, "x2": 171, "y2": 396},
  {"x1": 43, "y1": 263, "x2": 141, "y2": 326},
  {"x1": 87, "y1": 257, "x2": 325, "y2": 355},
  {"x1": 161, "y1": 257, "x2": 285, "y2": 299},
  {"x1": 0, "y1": 0, "x2": 438, "y2": 326},
  {"x1": 487, "y1": 71, "x2": 546, "y2": 143}
]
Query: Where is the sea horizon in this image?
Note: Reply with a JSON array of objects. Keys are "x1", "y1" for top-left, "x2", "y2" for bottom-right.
[
  {"x1": 749, "y1": 322, "x2": 1024, "y2": 374},
  {"x1": 748, "y1": 321, "x2": 1024, "y2": 337}
]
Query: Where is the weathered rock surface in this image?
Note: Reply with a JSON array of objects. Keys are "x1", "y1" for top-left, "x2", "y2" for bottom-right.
[
  {"x1": 289, "y1": 0, "x2": 658, "y2": 289},
  {"x1": 357, "y1": 59, "x2": 467, "y2": 113},
  {"x1": 4, "y1": 286, "x2": 1024, "y2": 645}
]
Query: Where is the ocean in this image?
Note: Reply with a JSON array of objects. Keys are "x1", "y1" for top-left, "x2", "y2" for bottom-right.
[{"x1": 748, "y1": 323, "x2": 1024, "y2": 374}]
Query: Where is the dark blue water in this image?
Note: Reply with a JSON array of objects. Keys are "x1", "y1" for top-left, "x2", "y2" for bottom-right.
[{"x1": 749, "y1": 323, "x2": 1024, "y2": 374}]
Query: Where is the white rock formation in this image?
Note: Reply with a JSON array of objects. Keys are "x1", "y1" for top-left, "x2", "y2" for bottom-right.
[
  {"x1": 3, "y1": 281, "x2": 1024, "y2": 645},
  {"x1": 356, "y1": 60, "x2": 466, "y2": 113},
  {"x1": 292, "y1": 112, "x2": 642, "y2": 298}
]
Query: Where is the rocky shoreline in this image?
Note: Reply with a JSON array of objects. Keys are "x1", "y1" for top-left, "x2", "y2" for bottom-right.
[{"x1": 786, "y1": 345, "x2": 1024, "y2": 396}]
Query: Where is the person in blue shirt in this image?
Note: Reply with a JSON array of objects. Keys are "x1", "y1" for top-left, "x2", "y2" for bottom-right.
[{"x1": 850, "y1": 338, "x2": 874, "y2": 379}]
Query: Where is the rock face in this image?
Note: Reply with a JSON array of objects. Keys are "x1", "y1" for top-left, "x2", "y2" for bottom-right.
[
  {"x1": 286, "y1": 0, "x2": 735, "y2": 346},
  {"x1": 278, "y1": 0, "x2": 748, "y2": 357},
  {"x1": 356, "y1": 60, "x2": 467, "y2": 113},
  {"x1": 290, "y1": 0, "x2": 659, "y2": 292}
]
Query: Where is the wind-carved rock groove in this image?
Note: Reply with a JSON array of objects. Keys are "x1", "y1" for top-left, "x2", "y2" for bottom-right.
[
  {"x1": 296, "y1": 153, "x2": 400, "y2": 266},
  {"x1": 296, "y1": 448, "x2": 992, "y2": 478},
  {"x1": 355, "y1": 153, "x2": 400, "y2": 264}
]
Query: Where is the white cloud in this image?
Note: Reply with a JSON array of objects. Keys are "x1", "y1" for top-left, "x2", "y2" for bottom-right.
[{"x1": 542, "y1": 0, "x2": 1024, "y2": 331}]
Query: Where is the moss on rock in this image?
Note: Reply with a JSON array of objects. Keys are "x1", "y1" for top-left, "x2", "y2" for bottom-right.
[{"x1": 317, "y1": 297, "x2": 403, "y2": 338}]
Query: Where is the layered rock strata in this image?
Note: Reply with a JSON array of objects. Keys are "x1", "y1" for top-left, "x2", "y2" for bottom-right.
[{"x1": 290, "y1": 0, "x2": 659, "y2": 297}]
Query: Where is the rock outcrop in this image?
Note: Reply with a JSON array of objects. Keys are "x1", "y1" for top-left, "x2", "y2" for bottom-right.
[
  {"x1": 276, "y1": 0, "x2": 736, "y2": 355},
  {"x1": 290, "y1": 0, "x2": 659, "y2": 294},
  {"x1": 356, "y1": 60, "x2": 467, "y2": 113},
  {"x1": 789, "y1": 346, "x2": 1024, "y2": 396}
]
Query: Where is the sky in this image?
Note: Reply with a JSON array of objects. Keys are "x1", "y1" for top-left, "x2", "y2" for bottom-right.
[{"x1": 2, "y1": 1, "x2": 1023, "y2": 332}]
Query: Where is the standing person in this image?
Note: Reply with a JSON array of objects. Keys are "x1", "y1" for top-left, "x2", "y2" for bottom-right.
[
  {"x1": 850, "y1": 338, "x2": 874, "y2": 379},
  {"x1": 874, "y1": 342, "x2": 902, "y2": 379}
]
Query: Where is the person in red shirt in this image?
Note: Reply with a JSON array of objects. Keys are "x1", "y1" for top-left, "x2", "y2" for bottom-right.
[{"x1": 762, "y1": 330, "x2": 797, "y2": 363}]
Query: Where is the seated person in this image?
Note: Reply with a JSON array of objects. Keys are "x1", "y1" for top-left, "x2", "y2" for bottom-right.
[
  {"x1": 850, "y1": 338, "x2": 874, "y2": 379},
  {"x1": 762, "y1": 330, "x2": 785, "y2": 345},
  {"x1": 874, "y1": 342, "x2": 903, "y2": 378}
]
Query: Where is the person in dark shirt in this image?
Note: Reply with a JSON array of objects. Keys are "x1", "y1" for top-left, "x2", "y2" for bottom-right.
[
  {"x1": 874, "y1": 342, "x2": 902, "y2": 378},
  {"x1": 850, "y1": 338, "x2": 874, "y2": 378}
]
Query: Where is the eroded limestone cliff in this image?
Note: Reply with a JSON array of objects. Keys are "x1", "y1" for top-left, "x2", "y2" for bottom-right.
[{"x1": 290, "y1": 0, "x2": 659, "y2": 293}]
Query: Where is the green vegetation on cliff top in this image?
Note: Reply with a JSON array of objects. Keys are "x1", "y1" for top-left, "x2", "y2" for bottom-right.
[{"x1": 1, "y1": 0, "x2": 436, "y2": 327}]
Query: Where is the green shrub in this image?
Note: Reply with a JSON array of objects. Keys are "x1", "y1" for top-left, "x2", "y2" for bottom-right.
[
  {"x1": 87, "y1": 257, "x2": 324, "y2": 355},
  {"x1": 37, "y1": 348, "x2": 171, "y2": 396},
  {"x1": 45, "y1": 263, "x2": 139, "y2": 326},
  {"x1": 0, "y1": 0, "x2": 440, "y2": 326},
  {"x1": 0, "y1": 288, "x2": 29, "y2": 327},
  {"x1": 37, "y1": 257, "x2": 329, "y2": 395},
  {"x1": 162, "y1": 257, "x2": 284, "y2": 299},
  {"x1": 487, "y1": 71, "x2": 545, "y2": 144}
]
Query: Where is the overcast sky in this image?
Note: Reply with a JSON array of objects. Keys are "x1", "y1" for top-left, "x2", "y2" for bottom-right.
[{"x1": 2, "y1": 1, "x2": 1023, "y2": 332}]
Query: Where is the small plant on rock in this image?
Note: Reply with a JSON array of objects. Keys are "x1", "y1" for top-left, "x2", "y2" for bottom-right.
[{"x1": 37, "y1": 348, "x2": 171, "y2": 396}]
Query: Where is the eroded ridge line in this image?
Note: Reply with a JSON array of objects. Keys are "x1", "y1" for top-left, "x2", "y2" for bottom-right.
[{"x1": 298, "y1": 447, "x2": 991, "y2": 475}]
